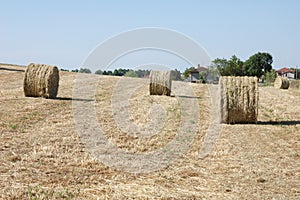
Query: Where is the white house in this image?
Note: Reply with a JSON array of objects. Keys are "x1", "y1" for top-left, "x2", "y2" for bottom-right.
[{"x1": 277, "y1": 68, "x2": 295, "y2": 79}]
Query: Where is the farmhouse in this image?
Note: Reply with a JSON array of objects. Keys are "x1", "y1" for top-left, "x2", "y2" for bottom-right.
[
  {"x1": 189, "y1": 69, "x2": 200, "y2": 83},
  {"x1": 187, "y1": 65, "x2": 208, "y2": 83},
  {"x1": 277, "y1": 67, "x2": 295, "y2": 79}
]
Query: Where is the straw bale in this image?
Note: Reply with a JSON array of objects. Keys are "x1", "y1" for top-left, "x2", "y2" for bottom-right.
[
  {"x1": 219, "y1": 76, "x2": 258, "y2": 124},
  {"x1": 24, "y1": 63, "x2": 59, "y2": 98},
  {"x1": 274, "y1": 76, "x2": 289, "y2": 89},
  {"x1": 149, "y1": 70, "x2": 172, "y2": 96}
]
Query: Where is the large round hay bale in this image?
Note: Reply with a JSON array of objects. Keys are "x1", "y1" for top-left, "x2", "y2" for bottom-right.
[
  {"x1": 219, "y1": 76, "x2": 258, "y2": 124},
  {"x1": 289, "y1": 80, "x2": 300, "y2": 90},
  {"x1": 274, "y1": 76, "x2": 289, "y2": 89},
  {"x1": 24, "y1": 63, "x2": 59, "y2": 98},
  {"x1": 149, "y1": 70, "x2": 172, "y2": 96}
]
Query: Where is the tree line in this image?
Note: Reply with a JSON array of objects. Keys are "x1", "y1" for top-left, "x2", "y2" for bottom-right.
[
  {"x1": 61, "y1": 52, "x2": 289, "y2": 83},
  {"x1": 212, "y1": 52, "x2": 273, "y2": 77},
  {"x1": 61, "y1": 68, "x2": 182, "y2": 80},
  {"x1": 181, "y1": 52, "x2": 275, "y2": 83}
]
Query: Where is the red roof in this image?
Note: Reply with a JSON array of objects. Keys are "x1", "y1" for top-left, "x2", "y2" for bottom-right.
[
  {"x1": 277, "y1": 68, "x2": 295, "y2": 75},
  {"x1": 197, "y1": 66, "x2": 208, "y2": 72}
]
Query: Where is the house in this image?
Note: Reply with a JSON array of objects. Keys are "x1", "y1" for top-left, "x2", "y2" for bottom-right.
[
  {"x1": 189, "y1": 69, "x2": 200, "y2": 83},
  {"x1": 277, "y1": 68, "x2": 295, "y2": 79},
  {"x1": 186, "y1": 65, "x2": 210, "y2": 83}
]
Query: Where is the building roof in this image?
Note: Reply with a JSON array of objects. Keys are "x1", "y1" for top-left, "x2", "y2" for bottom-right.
[
  {"x1": 197, "y1": 66, "x2": 208, "y2": 72},
  {"x1": 188, "y1": 65, "x2": 208, "y2": 74},
  {"x1": 277, "y1": 68, "x2": 295, "y2": 75},
  {"x1": 189, "y1": 69, "x2": 199, "y2": 74}
]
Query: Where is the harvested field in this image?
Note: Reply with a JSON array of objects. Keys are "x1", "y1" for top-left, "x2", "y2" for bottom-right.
[{"x1": 0, "y1": 64, "x2": 300, "y2": 199}]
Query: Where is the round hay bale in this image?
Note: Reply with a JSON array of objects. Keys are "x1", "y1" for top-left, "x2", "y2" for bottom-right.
[
  {"x1": 289, "y1": 80, "x2": 300, "y2": 90},
  {"x1": 274, "y1": 76, "x2": 289, "y2": 89},
  {"x1": 149, "y1": 70, "x2": 172, "y2": 96},
  {"x1": 219, "y1": 76, "x2": 258, "y2": 124},
  {"x1": 24, "y1": 63, "x2": 59, "y2": 98}
]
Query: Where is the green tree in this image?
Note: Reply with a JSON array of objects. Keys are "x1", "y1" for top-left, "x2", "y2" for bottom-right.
[
  {"x1": 124, "y1": 70, "x2": 138, "y2": 77},
  {"x1": 291, "y1": 68, "x2": 300, "y2": 79},
  {"x1": 199, "y1": 73, "x2": 206, "y2": 83},
  {"x1": 135, "y1": 69, "x2": 150, "y2": 77},
  {"x1": 243, "y1": 52, "x2": 273, "y2": 77},
  {"x1": 265, "y1": 69, "x2": 277, "y2": 84},
  {"x1": 107, "y1": 70, "x2": 113, "y2": 76},
  {"x1": 212, "y1": 58, "x2": 228, "y2": 76},
  {"x1": 113, "y1": 68, "x2": 128, "y2": 76},
  {"x1": 95, "y1": 69, "x2": 103, "y2": 75},
  {"x1": 71, "y1": 69, "x2": 79, "y2": 72},
  {"x1": 171, "y1": 69, "x2": 182, "y2": 80},
  {"x1": 213, "y1": 56, "x2": 243, "y2": 76},
  {"x1": 206, "y1": 65, "x2": 220, "y2": 82},
  {"x1": 79, "y1": 68, "x2": 92, "y2": 73},
  {"x1": 227, "y1": 55, "x2": 244, "y2": 76}
]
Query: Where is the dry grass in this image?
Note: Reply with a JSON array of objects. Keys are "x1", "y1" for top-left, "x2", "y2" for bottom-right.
[
  {"x1": 289, "y1": 80, "x2": 300, "y2": 90},
  {"x1": 24, "y1": 63, "x2": 59, "y2": 98},
  {"x1": 0, "y1": 64, "x2": 300, "y2": 199}
]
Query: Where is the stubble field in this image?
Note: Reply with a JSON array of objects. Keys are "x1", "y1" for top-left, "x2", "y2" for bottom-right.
[{"x1": 0, "y1": 64, "x2": 299, "y2": 199}]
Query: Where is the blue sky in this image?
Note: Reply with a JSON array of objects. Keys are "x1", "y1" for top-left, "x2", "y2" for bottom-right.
[{"x1": 0, "y1": 0, "x2": 299, "y2": 71}]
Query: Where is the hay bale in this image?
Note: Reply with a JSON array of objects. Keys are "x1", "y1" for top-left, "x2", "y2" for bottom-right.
[
  {"x1": 274, "y1": 76, "x2": 289, "y2": 89},
  {"x1": 149, "y1": 70, "x2": 172, "y2": 96},
  {"x1": 219, "y1": 76, "x2": 258, "y2": 124},
  {"x1": 289, "y1": 80, "x2": 300, "y2": 90},
  {"x1": 24, "y1": 63, "x2": 59, "y2": 98}
]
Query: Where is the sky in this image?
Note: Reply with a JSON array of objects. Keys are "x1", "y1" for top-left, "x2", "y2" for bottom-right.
[{"x1": 0, "y1": 0, "x2": 299, "y2": 72}]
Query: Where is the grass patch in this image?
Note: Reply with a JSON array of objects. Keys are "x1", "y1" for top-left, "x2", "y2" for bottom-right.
[{"x1": 27, "y1": 186, "x2": 80, "y2": 200}]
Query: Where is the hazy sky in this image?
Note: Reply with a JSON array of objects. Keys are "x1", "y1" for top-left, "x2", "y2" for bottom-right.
[{"x1": 0, "y1": 0, "x2": 299, "y2": 71}]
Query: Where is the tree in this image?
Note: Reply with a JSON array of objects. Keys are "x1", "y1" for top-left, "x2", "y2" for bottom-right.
[
  {"x1": 243, "y1": 52, "x2": 273, "y2": 77},
  {"x1": 135, "y1": 69, "x2": 150, "y2": 78},
  {"x1": 171, "y1": 69, "x2": 182, "y2": 80},
  {"x1": 113, "y1": 68, "x2": 128, "y2": 76},
  {"x1": 212, "y1": 58, "x2": 228, "y2": 76},
  {"x1": 291, "y1": 68, "x2": 300, "y2": 79},
  {"x1": 71, "y1": 69, "x2": 79, "y2": 72},
  {"x1": 265, "y1": 69, "x2": 277, "y2": 84},
  {"x1": 199, "y1": 73, "x2": 206, "y2": 83},
  {"x1": 79, "y1": 68, "x2": 92, "y2": 73},
  {"x1": 206, "y1": 65, "x2": 220, "y2": 82},
  {"x1": 226, "y1": 55, "x2": 244, "y2": 76},
  {"x1": 213, "y1": 56, "x2": 243, "y2": 76},
  {"x1": 95, "y1": 69, "x2": 103, "y2": 75},
  {"x1": 124, "y1": 70, "x2": 138, "y2": 77},
  {"x1": 107, "y1": 70, "x2": 113, "y2": 76}
]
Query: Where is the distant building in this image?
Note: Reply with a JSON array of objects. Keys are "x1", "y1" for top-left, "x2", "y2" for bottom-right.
[
  {"x1": 197, "y1": 64, "x2": 208, "y2": 73},
  {"x1": 189, "y1": 69, "x2": 200, "y2": 83},
  {"x1": 277, "y1": 68, "x2": 295, "y2": 79},
  {"x1": 186, "y1": 65, "x2": 209, "y2": 83}
]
